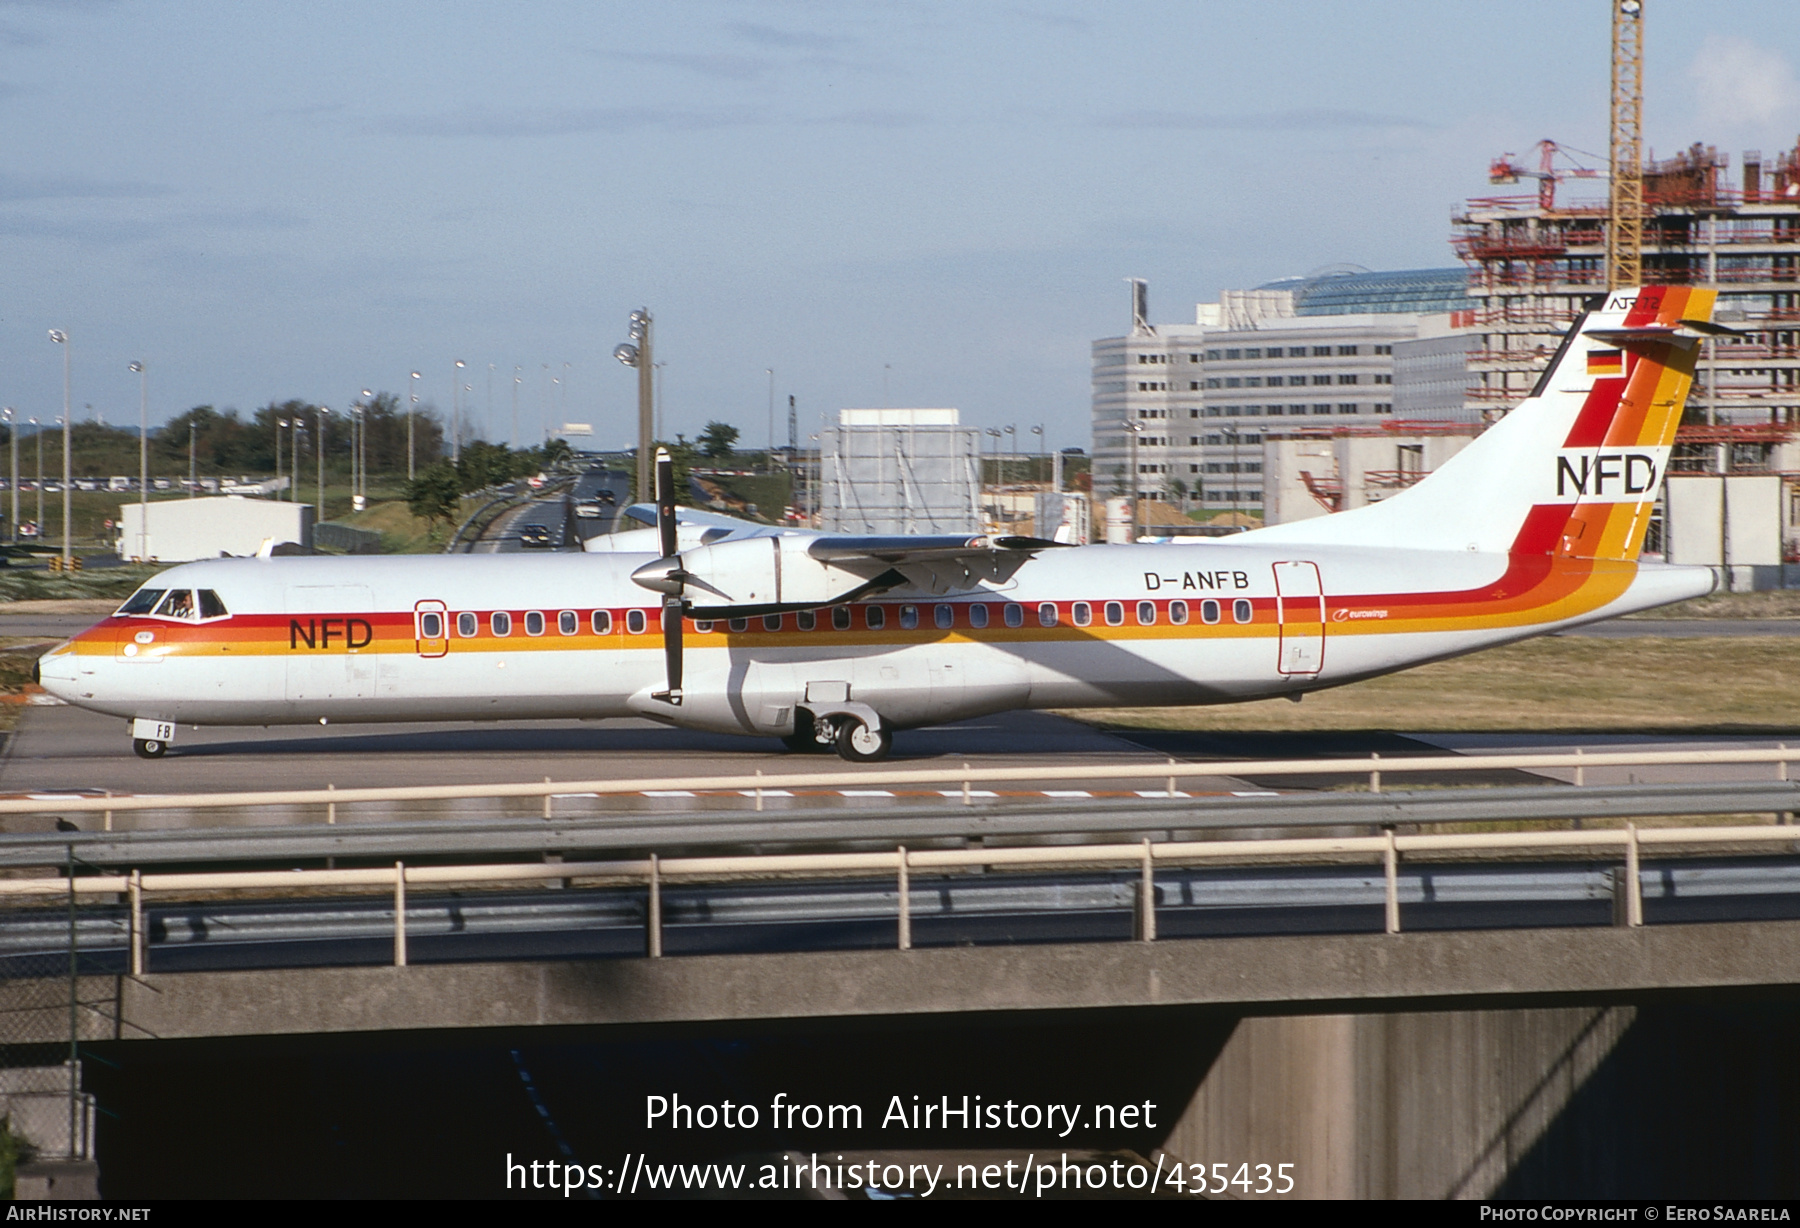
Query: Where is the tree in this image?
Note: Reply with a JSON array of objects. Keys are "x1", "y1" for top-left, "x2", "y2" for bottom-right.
[
  {"x1": 698, "y1": 420, "x2": 740, "y2": 460},
  {"x1": 404, "y1": 461, "x2": 463, "y2": 529}
]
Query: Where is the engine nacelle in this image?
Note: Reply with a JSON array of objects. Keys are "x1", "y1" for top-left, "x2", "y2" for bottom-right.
[{"x1": 643, "y1": 535, "x2": 885, "y2": 615}]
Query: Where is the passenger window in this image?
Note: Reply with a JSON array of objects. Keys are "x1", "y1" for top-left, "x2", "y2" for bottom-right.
[
  {"x1": 524, "y1": 611, "x2": 545, "y2": 636},
  {"x1": 154, "y1": 590, "x2": 196, "y2": 620},
  {"x1": 1072, "y1": 601, "x2": 1091, "y2": 627},
  {"x1": 491, "y1": 611, "x2": 512, "y2": 637},
  {"x1": 833, "y1": 606, "x2": 851, "y2": 630},
  {"x1": 969, "y1": 604, "x2": 989, "y2": 629},
  {"x1": 900, "y1": 605, "x2": 918, "y2": 629},
  {"x1": 457, "y1": 612, "x2": 478, "y2": 637},
  {"x1": 867, "y1": 606, "x2": 886, "y2": 630},
  {"x1": 1200, "y1": 600, "x2": 1220, "y2": 625},
  {"x1": 694, "y1": 619, "x2": 714, "y2": 633},
  {"x1": 798, "y1": 610, "x2": 817, "y2": 631},
  {"x1": 197, "y1": 590, "x2": 228, "y2": 619},
  {"x1": 729, "y1": 617, "x2": 749, "y2": 633},
  {"x1": 1137, "y1": 601, "x2": 1156, "y2": 626},
  {"x1": 1104, "y1": 601, "x2": 1123, "y2": 627},
  {"x1": 558, "y1": 610, "x2": 577, "y2": 635},
  {"x1": 1038, "y1": 602, "x2": 1058, "y2": 628},
  {"x1": 591, "y1": 610, "x2": 613, "y2": 635},
  {"x1": 1004, "y1": 604, "x2": 1024, "y2": 628},
  {"x1": 935, "y1": 605, "x2": 953, "y2": 629},
  {"x1": 419, "y1": 612, "x2": 444, "y2": 639},
  {"x1": 1234, "y1": 599, "x2": 1254, "y2": 624},
  {"x1": 117, "y1": 588, "x2": 165, "y2": 616},
  {"x1": 1169, "y1": 600, "x2": 1188, "y2": 625},
  {"x1": 763, "y1": 614, "x2": 782, "y2": 632},
  {"x1": 626, "y1": 609, "x2": 647, "y2": 635}
]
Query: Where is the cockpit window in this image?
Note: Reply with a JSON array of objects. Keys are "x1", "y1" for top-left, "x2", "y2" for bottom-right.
[
  {"x1": 117, "y1": 588, "x2": 166, "y2": 616},
  {"x1": 197, "y1": 590, "x2": 228, "y2": 619},
  {"x1": 153, "y1": 590, "x2": 196, "y2": 620}
]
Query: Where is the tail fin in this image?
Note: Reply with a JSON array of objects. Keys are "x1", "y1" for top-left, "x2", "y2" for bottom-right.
[{"x1": 1248, "y1": 285, "x2": 1717, "y2": 558}]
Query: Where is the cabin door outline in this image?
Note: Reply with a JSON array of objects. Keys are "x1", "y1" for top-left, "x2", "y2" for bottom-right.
[{"x1": 1272, "y1": 560, "x2": 1325, "y2": 676}]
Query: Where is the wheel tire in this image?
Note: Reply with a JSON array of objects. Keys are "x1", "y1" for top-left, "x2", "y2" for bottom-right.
[
  {"x1": 834, "y1": 718, "x2": 892, "y2": 763},
  {"x1": 132, "y1": 738, "x2": 167, "y2": 760}
]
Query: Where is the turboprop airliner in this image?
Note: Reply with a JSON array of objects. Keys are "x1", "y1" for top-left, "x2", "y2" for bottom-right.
[{"x1": 38, "y1": 286, "x2": 1727, "y2": 762}]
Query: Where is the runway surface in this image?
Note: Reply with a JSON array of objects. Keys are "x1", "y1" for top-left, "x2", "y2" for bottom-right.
[{"x1": 0, "y1": 696, "x2": 1793, "y2": 835}]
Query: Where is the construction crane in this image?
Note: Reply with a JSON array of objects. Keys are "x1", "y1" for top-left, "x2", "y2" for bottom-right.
[
  {"x1": 1607, "y1": 0, "x2": 1645, "y2": 290},
  {"x1": 1488, "y1": 140, "x2": 1602, "y2": 210}
]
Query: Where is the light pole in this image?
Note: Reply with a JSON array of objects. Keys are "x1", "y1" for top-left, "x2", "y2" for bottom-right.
[
  {"x1": 48, "y1": 330, "x2": 70, "y2": 567},
  {"x1": 356, "y1": 390, "x2": 372, "y2": 511},
  {"x1": 614, "y1": 308, "x2": 652, "y2": 498},
  {"x1": 1225, "y1": 425, "x2": 1241, "y2": 523},
  {"x1": 654, "y1": 362, "x2": 665, "y2": 440},
  {"x1": 1120, "y1": 418, "x2": 1145, "y2": 541},
  {"x1": 188, "y1": 419, "x2": 197, "y2": 499},
  {"x1": 985, "y1": 428, "x2": 1002, "y2": 524},
  {"x1": 1, "y1": 409, "x2": 14, "y2": 546},
  {"x1": 316, "y1": 405, "x2": 330, "y2": 519},
  {"x1": 129, "y1": 362, "x2": 147, "y2": 561},
  {"x1": 561, "y1": 362, "x2": 570, "y2": 428},
  {"x1": 1004, "y1": 424, "x2": 1016, "y2": 487},
  {"x1": 452, "y1": 361, "x2": 465, "y2": 462},
  {"x1": 511, "y1": 366, "x2": 521, "y2": 451},
  {"x1": 276, "y1": 418, "x2": 287, "y2": 499},
  {"x1": 31, "y1": 419, "x2": 42, "y2": 539},
  {"x1": 408, "y1": 371, "x2": 421, "y2": 481},
  {"x1": 1031, "y1": 425, "x2": 1044, "y2": 484},
  {"x1": 291, "y1": 419, "x2": 303, "y2": 504},
  {"x1": 766, "y1": 367, "x2": 775, "y2": 462}
]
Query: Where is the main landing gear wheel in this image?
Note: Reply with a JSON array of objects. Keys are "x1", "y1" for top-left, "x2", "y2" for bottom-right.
[
  {"x1": 132, "y1": 738, "x2": 167, "y2": 760},
  {"x1": 834, "y1": 718, "x2": 892, "y2": 763}
]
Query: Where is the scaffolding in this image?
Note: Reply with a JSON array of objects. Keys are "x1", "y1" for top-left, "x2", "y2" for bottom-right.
[
  {"x1": 1453, "y1": 137, "x2": 1800, "y2": 426},
  {"x1": 818, "y1": 409, "x2": 983, "y2": 535}
]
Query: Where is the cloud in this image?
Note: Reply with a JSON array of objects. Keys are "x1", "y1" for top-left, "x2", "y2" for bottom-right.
[
  {"x1": 0, "y1": 204, "x2": 306, "y2": 245},
  {"x1": 1098, "y1": 108, "x2": 1428, "y2": 132},
  {"x1": 369, "y1": 106, "x2": 754, "y2": 138},
  {"x1": 0, "y1": 172, "x2": 169, "y2": 201},
  {"x1": 605, "y1": 50, "x2": 774, "y2": 81},
  {"x1": 1688, "y1": 34, "x2": 1800, "y2": 129},
  {"x1": 728, "y1": 22, "x2": 851, "y2": 52},
  {"x1": 808, "y1": 109, "x2": 927, "y2": 128}
]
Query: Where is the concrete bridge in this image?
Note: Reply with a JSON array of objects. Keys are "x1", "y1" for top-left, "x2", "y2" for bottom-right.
[{"x1": 25, "y1": 918, "x2": 1800, "y2": 1198}]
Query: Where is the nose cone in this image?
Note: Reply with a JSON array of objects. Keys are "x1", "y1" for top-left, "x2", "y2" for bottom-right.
[{"x1": 34, "y1": 641, "x2": 80, "y2": 699}]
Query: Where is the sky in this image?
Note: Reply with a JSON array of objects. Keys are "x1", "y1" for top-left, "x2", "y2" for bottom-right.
[{"x1": 2, "y1": 1, "x2": 1799, "y2": 455}]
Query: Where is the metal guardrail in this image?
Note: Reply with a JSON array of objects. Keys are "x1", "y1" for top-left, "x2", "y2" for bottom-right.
[
  {"x1": 2, "y1": 745, "x2": 1796, "y2": 823},
  {"x1": 8, "y1": 781, "x2": 1800, "y2": 869},
  {"x1": 6, "y1": 820, "x2": 1799, "y2": 974},
  {"x1": 0, "y1": 748, "x2": 1794, "y2": 977}
]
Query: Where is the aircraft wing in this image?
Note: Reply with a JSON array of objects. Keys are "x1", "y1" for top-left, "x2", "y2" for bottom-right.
[
  {"x1": 804, "y1": 534, "x2": 1064, "y2": 596},
  {"x1": 623, "y1": 514, "x2": 1065, "y2": 610}
]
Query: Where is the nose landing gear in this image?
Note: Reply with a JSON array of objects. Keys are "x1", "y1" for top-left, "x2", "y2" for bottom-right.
[{"x1": 132, "y1": 738, "x2": 167, "y2": 759}]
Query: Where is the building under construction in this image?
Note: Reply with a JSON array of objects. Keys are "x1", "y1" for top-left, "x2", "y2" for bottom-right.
[
  {"x1": 1453, "y1": 136, "x2": 1800, "y2": 575},
  {"x1": 1455, "y1": 138, "x2": 1800, "y2": 430}
]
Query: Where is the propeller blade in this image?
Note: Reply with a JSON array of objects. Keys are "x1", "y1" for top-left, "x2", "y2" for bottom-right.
[
  {"x1": 655, "y1": 447, "x2": 678, "y2": 560},
  {"x1": 655, "y1": 596, "x2": 684, "y2": 705}
]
